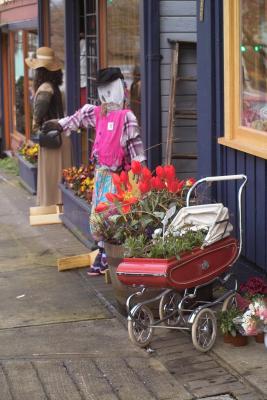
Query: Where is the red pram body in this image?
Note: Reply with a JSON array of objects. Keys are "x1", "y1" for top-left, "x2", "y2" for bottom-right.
[{"x1": 117, "y1": 236, "x2": 238, "y2": 290}]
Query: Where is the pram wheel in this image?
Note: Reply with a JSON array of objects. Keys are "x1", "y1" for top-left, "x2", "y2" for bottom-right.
[
  {"x1": 191, "y1": 308, "x2": 217, "y2": 352},
  {"x1": 128, "y1": 305, "x2": 154, "y2": 348},
  {"x1": 222, "y1": 293, "x2": 237, "y2": 311},
  {"x1": 159, "y1": 290, "x2": 182, "y2": 326}
]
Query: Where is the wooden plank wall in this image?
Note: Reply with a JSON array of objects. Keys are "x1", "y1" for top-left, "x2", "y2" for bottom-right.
[
  {"x1": 160, "y1": 0, "x2": 197, "y2": 179},
  {"x1": 217, "y1": 147, "x2": 267, "y2": 273}
]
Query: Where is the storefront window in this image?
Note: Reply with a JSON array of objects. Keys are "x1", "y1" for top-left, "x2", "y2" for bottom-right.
[
  {"x1": 27, "y1": 32, "x2": 38, "y2": 130},
  {"x1": 106, "y1": 0, "x2": 141, "y2": 123},
  {"x1": 219, "y1": 0, "x2": 267, "y2": 159},
  {"x1": 14, "y1": 31, "x2": 25, "y2": 134},
  {"x1": 49, "y1": 0, "x2": 65, "y2": 109},
  {"x1": 240, "y1": 0, "x2": 267, "y2": 130}
]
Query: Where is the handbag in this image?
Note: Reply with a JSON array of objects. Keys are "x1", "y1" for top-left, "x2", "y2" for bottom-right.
[{"x1": 38, "y1": 129, "x2": 62, "y2": 149}]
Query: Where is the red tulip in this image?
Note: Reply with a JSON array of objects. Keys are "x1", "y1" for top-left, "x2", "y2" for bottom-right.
[
  {"x1": 131, "y1": 160, "x2": 142, "y2": 175},
  {"x1": 177, "y1": 180, "x2": 185, "y2": 191},
  {"x1": 168, "y1": 180, "x2": 180, "y2": 193},
  {"x1": 112, "y1": 173, "x2": 121, "y2": 186},
  {"x1": 105, "y1": 192, "x2": 118, "y2": 203},
  {"x1": 120, "y1": 170, "x2": 128, "y2": 184},
  {"x1": 164, "y1": 165, "x2": 176, "y2": 180},
  {"x1": 141, "y1": 167, "x2": 152, "y2": 180},
  {"x1": 95, "y1": 202, "x2": 109, "y2": 213},
  {"x1": 155, "y1": 165, "x2": 165, "y2": 179},
  {"x1": 152, "y1": 176, "x2": 165, "y2": 191},
  {"x1": 139, "y1": 180, "x2": 151, "y2": 193}
]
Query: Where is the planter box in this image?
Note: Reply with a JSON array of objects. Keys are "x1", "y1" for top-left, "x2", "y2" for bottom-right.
[
  {"x1": 17, "y1": 153, "x2": 37, "y2": 195},
  {"x1": 59, "y1": 183, "x2": 93, "y2": 247}
]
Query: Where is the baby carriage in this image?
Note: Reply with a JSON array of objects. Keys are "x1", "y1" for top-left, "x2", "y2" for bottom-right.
[{"x1": 116, "y1": 175, "x2": 247, "y2": 352}]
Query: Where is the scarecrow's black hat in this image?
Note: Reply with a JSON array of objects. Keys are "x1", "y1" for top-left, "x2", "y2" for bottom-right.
[{"x1": 96, "y1": 67, "x2": 124, "y2": 86}]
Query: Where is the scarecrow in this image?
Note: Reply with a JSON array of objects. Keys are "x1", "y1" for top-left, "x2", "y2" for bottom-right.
[{"x1": 42, "y1": 67, "x2": 146, "y2": 275}]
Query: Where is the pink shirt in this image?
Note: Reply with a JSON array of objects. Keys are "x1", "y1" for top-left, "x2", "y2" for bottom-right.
[{"x1": 92, "y1": 106, "x2": 129, "y2": 169}]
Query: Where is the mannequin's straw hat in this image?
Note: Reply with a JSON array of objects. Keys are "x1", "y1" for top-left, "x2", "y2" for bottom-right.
[{"x1": 25, "y1": 47, "x2": 63, "y2": 71}]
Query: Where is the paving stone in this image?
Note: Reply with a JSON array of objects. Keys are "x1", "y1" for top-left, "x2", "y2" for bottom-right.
[
  {"x1": 0, "y1": 365, "x2": 13, "y2": 400},
  {"x1": 127, "y1": 357, "x2": 192, "y2": 400},
  {"x1": 64, "y1": 359, "x2": 119, "y2": 400},
  {"x1": 2, "y1": 361, "x2": 46, "y2": 400},
  {"x1": 33, "y1": 360, "x2": 82, "y2": 400},
  {"x1": 95, "y1": 358, "x2": 157, "y2": 400}
]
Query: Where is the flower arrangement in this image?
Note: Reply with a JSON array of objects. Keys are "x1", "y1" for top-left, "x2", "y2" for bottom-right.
[
  {"x1": 239, "y1": 276, "x2": 267, "y2": 300},
  {"x1": 236, "y1": 276, "x2": 267, "y2": 311},
  {"x1": 91, "y1": 161, "x2": 199, "y2": 253},
  {"x1": 19, "y1": 143, "x2": 39, "y2": 164},
  {"x1": 62, "y1": 161, "x2": 95, "y2": 204},
  {"x1": 240, "y1": 297, "x2": 267, "y2": 336}
]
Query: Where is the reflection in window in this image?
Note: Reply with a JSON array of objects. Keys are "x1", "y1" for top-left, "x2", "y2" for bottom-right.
[
  {"x1": 49, "y1": 0, "x2": 65, "y2": 110},
  {"x1": 27, "y1": 32, "x2": 38, "y2": 130},
  {"x1": 241, "y1": 0, "x2": 267, "y2": 130},
  {"x1": 14, "y1": 31, "x2": 25, "y2": 134},
  {"x1": 106, "y1": 0, "x2": 141, "y2": 124}
]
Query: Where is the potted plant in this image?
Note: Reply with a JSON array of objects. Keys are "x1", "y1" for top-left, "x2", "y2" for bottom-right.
[
  {"x1": 17, "y1": 142, "x2": 39, "y2": 194},
  {"x1": 59, "y1": 162, "x2": 95, "y2": 247},
  {"x1": 218, "y1": 308, "x2": 248, "y2": 346},
  {"x1": 237, "y1": 276, "x2": 267, "y2": 342},
  {"x1": 240, "y1": 297, "x2": 267, "y2": 345},
  {"x1": 91, "y1": 161, "x2": 197, "y2": 311}
]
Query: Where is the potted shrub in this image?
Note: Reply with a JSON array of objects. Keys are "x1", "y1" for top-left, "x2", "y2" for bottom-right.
[
  {"x1": 59, "y1": 163, "x2": 95, "y2": 247},
  {"x1": 17, "y1": 142, "x2": 38, "y2": 194},
  {"x1": 218, "y1": 308, "x2": 248, "y2": 346}
]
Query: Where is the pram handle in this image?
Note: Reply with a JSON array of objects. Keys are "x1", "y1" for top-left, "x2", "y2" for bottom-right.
[
  {"x1": 186, "y1": 174, "x2": 247, "y2": 207},
  {"x1": 186, "y1": 174, "x2": 247, "y2": 262},
  {"x1": 205, "y1": 174, "x2": 246, "y2": 182}
]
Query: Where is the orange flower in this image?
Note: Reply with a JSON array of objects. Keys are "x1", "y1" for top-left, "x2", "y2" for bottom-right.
[{"x1": 186, "y1": 178, "x2": 196, "y2": 187}]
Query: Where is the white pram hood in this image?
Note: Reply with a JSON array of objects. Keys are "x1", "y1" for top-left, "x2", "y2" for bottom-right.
[{"x1": 167, "y1": 203, "x2": 233, "y2": 246}]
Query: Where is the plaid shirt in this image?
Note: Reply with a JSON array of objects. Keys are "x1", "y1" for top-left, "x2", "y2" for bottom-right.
[{"x1": 59, "y1": 104, "x2": 146, "y2": 169}]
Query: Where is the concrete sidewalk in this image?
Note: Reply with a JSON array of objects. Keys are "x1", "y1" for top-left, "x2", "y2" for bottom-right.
[{"x1": 0, "y1": 169, "x2": 266, "y2": 400}]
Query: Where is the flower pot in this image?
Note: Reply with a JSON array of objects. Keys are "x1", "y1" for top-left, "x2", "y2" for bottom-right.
[
  {"x1": 17, "y1": 153, "x2": 37, "y2": 195},
  {"x1": 223, "y1": 334, "x2": 234, "y2": 344},
  {"x1": 231, "y1": 334, "x2": 248, "y2": 347},
  {"x1": 255, "y1": 332, "x2": 264, "y2": 343},
  {"x1": 59, "y1": 183, "x2": 93, "y2": 247},
  {"x1": 104, "y1": 242, "x2": 162, "y2": 316}
]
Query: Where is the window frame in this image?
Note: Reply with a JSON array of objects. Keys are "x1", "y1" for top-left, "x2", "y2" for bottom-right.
[{"x1": 218, "y1": 0, "x2": 267, "y2": 159}]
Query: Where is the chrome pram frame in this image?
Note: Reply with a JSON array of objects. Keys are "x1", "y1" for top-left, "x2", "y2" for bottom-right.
[{"x1": 124, "y1": 174, "x2": 247, "y2": 352}]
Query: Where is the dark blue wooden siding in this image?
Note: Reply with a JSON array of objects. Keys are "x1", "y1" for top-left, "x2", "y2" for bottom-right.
[{"x1": 197, "y1": 0, "x2": 267, "y2": 274}]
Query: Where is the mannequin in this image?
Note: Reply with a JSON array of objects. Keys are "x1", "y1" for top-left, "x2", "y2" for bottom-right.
[
  {"x1": 25, "y1": 47, "x2": 72, "y2": 207},
  {"x1": 42, "y1": 67, "x2": 146, "y2": 275}
]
